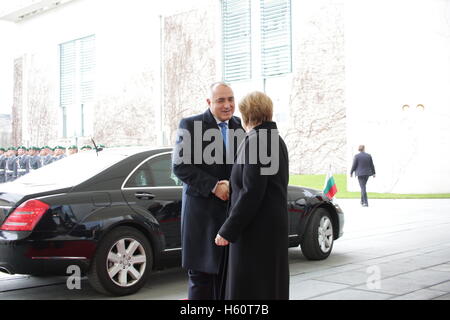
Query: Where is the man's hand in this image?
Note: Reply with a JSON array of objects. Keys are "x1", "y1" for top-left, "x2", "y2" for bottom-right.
[
  {"x1": 213, "y1": 180, "x2": 229, "y2": 201},
  {"x1": 215, "y1": 234, "x2": 229, "y2": 246}
]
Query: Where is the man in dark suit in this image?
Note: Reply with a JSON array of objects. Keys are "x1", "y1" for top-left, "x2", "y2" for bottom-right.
[
  {"x1": 172, "y1": 82, "x2": 244, "y2": 300},
  {"x1": 350, "y1": 145, "x2": 376, "y2": 207}
]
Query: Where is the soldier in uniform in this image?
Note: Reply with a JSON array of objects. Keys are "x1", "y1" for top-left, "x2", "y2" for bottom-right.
[
  {"x1": 68, "y1": 145, "x2": 78, "y2": 155},
  {"x1": 40, "y1": 146, "x2": 54, "y2": 167},
  {"x1": 5, "y1": 147, "x2": 17, "y2": 182},
  {"x1": 0, "y1": 148, "x2": 6, "y2": 183},
  {"x1": 53, "y1": 146, "x2": 67, "y2": 162},
  {"x1": 16, "y1": 146, "x2": 30, "y2": 178},
  {"x1": 39, "y1": 147, "x2": 46, "y2": 167},
  {"x1": 28, "y1": 147, "x2": 42, "y2": 171}
]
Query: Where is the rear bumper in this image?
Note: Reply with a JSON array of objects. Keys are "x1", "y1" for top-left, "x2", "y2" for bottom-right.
[{"x1": 0, "y1": 231, "x2": 96, "y2": 276}]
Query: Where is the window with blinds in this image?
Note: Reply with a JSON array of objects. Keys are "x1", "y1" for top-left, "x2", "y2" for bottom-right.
[
  {"x1": 60, "y1": 40, "x2": 76, "y2": 108},
  {"x1": 79, "y1": 36, "x2": 96, "y2": 103},
  {"x1": 59, "y1": 35, "x2": 95, "y2": 137},
  {"x1": 222, "y1": 0, "x2": 291, "y2": 82},
  {"x1": 222, "y1": 0, "x2": 252, "y2": 82},
  {"x1": 260, "y1": 0, "x2": 292, "y2": 77}
]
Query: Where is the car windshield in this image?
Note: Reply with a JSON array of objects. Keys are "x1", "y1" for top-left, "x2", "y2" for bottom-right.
[{"x1": 1, "y1": 148, "x2": 148, "y2": 194}]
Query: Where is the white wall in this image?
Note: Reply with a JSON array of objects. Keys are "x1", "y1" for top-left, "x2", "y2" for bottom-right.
[
  {"x1": 0, "y1": 0, "x2": 221, "y2": 145},
  {"x1": 345, "y1": 0, "x2": 450, "y2": 193},
  {"x1": 0, "y1": 20, "x2": 16, "y2": 115}
]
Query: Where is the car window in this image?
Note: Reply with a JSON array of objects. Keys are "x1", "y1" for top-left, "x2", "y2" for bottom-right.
[{"x1": 124, "y1": 153, "x2": 182, "y2": 188}]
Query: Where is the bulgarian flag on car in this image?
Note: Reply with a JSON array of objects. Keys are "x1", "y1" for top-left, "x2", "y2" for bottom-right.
[{"x1": 323, "y1": 169, "x2": 338, "y2": 199}]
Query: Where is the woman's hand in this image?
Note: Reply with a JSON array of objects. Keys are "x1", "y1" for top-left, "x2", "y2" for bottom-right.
[
  {"x1": 213, "y1": 180, "x2": 230, "y2": 201},
  {"x1": 215, "y1": 234, "x2": 229, "y2": 246}
]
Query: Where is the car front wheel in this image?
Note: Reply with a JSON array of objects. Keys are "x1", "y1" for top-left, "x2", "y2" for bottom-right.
[
  {"x1": 300, "y1": 208, "x2": 334, "y2": 260},
  {"x1": 88, "y1": 226, "x2": 153, "y2": 296}
]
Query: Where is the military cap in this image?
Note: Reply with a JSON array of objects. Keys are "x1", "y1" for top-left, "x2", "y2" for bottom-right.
[
  {"x1": 81, "y1": 145, "x2": 93, "y2": 150},
  {"x1": 68, "y1": 145, "x2": 78, "y2": 150},
  {"x1": 32, "y1": 146, "x2": 41, "y2": 151},
  {"x1": 17, "y1": 145, "x2": 27, "y2": 150},
  {"x1": 43, "y1": 145, "x2": 51, "y2": 150},
  {"x1": 7, "y1": 146, "x2": 17, "y2": 151},
  {"x1": 55, "y1": 145, "x2": 66, "y2": 150},
  {"x1": 0, "y1": 147, "x2": 6, "y2": 152}
]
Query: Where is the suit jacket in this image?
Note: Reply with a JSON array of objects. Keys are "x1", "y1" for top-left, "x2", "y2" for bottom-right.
[
  {"x1": 172, "y1": 109, "x2": 243, "y2": 274},
  {"x1": 350, "y1": 151, "x2": 376, "y2": 177},
  {"x1": 218, "y1": 121, "x2": 290, "y2": 299}
]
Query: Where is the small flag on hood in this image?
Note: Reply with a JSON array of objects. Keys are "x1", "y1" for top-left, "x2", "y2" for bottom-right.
[{"x1": 323, "y1": 169, "x2": 338, "y2": 199}]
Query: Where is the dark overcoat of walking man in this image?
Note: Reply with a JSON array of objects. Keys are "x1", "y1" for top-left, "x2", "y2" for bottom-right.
[{"x1": 350, "y1": 145, "x2": 376, "y2": 207}]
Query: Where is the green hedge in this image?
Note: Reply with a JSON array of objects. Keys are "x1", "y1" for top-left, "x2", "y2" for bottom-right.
[{"x1": 289, "y1": 174, "x2": 450, "y2": 199}]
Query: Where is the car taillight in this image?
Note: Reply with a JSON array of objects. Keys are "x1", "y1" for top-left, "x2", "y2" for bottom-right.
[{"x1": 0, "y1": 199, "x2": 50, "y2": 231}]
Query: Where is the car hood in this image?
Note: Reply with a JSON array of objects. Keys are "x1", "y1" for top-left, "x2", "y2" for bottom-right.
[{"x1": 288, "y1": 185, "x2": 324, "y2": 198}]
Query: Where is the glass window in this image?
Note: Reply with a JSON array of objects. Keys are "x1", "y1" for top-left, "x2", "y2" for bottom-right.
[
  {"x1": 222, "y1": 0, "x2": 252, "y2": 82},
  {"x1": 125, "y1": 154, "x2": 182, "y2": 188},
  {"x1": 260, "y1": 0, "x2": 292, "y2": 77},
  {"x1": 222, "y1": 0, "x2": 292, "y2": 81},
  {"x1": 60, "y1": 34, "x2": 96, "y2": 138}
]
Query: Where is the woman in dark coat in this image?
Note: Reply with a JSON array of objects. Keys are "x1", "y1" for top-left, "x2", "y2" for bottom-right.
[{"x1": 215, "y1": 91, "x2": 289, "y2": 300}]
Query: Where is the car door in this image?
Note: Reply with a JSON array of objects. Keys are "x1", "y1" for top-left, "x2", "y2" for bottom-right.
[
  {"x1": 121, "y1": 152, "x2": 183, "y2": 250},
  {"x1": 288, "y1": 187, "x2": 308, "y2": 238}
]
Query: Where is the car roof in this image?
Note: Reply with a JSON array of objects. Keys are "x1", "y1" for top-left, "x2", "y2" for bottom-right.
[
  {"x1": 92, "y1": 146, "x2": 173, "y2": 157},
  {"x1": 0, "y1": 146, "x2": 174, "y2": 196}
]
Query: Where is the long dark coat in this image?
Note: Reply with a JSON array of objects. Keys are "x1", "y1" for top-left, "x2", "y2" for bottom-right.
[
  {"x1": 173, "y1": 109, "x2": 243, "y2": 274},
  {"x1": 218, "y1": 121, "x2": 290, "y2": 300}
]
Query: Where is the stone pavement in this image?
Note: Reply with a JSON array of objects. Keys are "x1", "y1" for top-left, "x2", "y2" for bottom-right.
[
  {"x1": 288, "y1": 198, "x2": 450, "y2": 300},
  {"x1": 1, "y1": 198, "x2": 450, "y2": 300}
]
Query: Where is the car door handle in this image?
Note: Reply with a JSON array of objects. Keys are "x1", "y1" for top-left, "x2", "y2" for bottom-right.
[{"x1": 134, "y1": 192, "x2": 155, "y2": 200}]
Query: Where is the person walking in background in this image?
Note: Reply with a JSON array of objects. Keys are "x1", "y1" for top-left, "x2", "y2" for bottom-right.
[
  {"x1": 350, "y1": 145, "x2": 376, "y2": 207},
  {"x1": 172, "y1": 82, "x2": 243, "y2": 300},
  {"x1": 215, "y1": 91, "x2": 290, "y2": 300}
]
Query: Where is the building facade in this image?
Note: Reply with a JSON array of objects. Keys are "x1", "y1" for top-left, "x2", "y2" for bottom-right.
[{"x1": 0, "y1": 0, "x2": 449, "y2": 193}]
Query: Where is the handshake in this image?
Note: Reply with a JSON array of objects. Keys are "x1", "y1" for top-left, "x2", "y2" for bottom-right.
[{"x1": 213, "y1": 180, "x2": 230, "y2": 201}]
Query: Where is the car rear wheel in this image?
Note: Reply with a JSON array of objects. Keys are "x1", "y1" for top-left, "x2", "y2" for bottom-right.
[
  {"x1": 88, "y1": 226, "x2": 153, "y2": 296},
  {"x1": 300, "y1": 208, "x2": 334, "y2": 260}
]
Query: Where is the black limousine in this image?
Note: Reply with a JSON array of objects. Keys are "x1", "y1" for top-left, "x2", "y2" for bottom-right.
[{"x1": 0, "y1": 147, "x2": 344, "y2": 296}]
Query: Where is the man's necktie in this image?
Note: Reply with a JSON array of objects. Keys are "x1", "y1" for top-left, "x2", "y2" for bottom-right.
[{"x1": 218, "y1": 122, "x2": 228, "y2": 149}]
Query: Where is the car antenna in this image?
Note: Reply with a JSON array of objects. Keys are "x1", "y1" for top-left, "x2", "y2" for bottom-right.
[{"x1": 91, "y1": 138, "x2": 103, "y2": 156}]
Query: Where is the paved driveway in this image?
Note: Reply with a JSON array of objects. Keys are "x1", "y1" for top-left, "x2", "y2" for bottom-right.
[{"x1": 1, "y1": 199, "x2": 450, "y2": 300}]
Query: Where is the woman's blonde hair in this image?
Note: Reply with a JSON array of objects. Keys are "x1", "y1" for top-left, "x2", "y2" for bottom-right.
[{"x1": 239, "y1": 91, "x2": 273, "y2": 126}]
